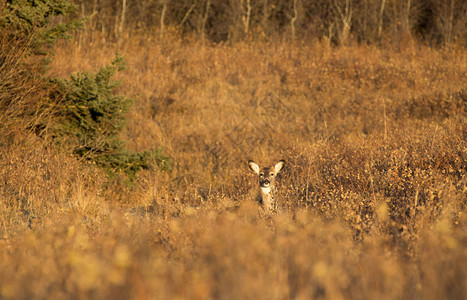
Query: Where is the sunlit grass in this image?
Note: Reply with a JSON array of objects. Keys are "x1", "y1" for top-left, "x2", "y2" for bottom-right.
[{"x1": 1, "y1": 32, "x2": 466, "y2": 299}]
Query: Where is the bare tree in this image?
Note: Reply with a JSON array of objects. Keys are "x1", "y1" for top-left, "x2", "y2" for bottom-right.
[
  {"x1": 241, "y1": 0, "x2": 252, "y2": 36},
  {"x1": 290, "y1": 0, "x2": 299, "y2": 40},
  {"x1": 330, "y1": 0, "x2": 353, "y2": 45},
  {"x1": 160, "y1": 0, "x2": 168, "y2": 39},
  {"x1": 378, "y1": 0, "x2": 386, "y2": 40},
  {"x1": 200, "y1": 0, "x2": 211, "y2": 43},
  {"x1": 178, "y1": 1, "x2": 197, "y2": 29},
  {"x1": 118, "y1": 0, "x2": 127, "y2": 39}
]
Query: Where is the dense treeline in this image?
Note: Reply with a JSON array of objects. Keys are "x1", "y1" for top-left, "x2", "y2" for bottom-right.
[{"x1": 74, "y1": 0, "x2": 467, "y2": 45}]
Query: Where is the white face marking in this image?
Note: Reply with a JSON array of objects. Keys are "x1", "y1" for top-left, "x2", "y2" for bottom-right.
[{"x1": 260, "y1": 186, "x2": 271, "y2": 194}]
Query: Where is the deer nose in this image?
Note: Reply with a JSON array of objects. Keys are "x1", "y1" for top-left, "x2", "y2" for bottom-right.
[{"x1": 260, "y1": 179, "x2": 270, "y2": 187}]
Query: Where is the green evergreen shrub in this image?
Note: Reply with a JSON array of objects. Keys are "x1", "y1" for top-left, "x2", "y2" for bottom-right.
[
  {"x1": 50, "y1": 54, "x2": 171, "y2": 179},
  {"x1": 0, "y1": 0, "x2": 171, "y2": 179},
  {"x1": 1, "y1": 0, "x2": 82, "y2": 51}
]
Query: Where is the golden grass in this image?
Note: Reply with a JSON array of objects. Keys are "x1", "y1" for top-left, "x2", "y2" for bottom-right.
[{"x1": 1, "y1": 32, "x2": 466, "y2": 299}]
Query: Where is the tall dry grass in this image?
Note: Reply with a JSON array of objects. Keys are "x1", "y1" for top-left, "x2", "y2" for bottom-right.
[{"x1": 1, "y1": 29, "x2": 466, "y2": 299}]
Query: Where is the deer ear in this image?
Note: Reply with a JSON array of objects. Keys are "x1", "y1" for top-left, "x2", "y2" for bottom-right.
[
  {"x1": 248, "y1": 160, "x2": 260, "y2": 174},
  {"x1": 274, "y1": 160, "x2": 285, "y2": 173}
]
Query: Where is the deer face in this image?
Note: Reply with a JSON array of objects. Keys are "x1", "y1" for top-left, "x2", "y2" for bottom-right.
[{"x1": 248, "y1": 160, "x2": 285, "y2": 194}]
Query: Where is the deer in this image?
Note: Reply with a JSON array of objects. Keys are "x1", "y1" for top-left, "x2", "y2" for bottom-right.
[{"x1": 248, "y1": 159, "x2": 285, "y2": 212}]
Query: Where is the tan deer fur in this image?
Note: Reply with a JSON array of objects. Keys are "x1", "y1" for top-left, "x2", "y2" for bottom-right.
[{"x1": 248, "y1": 160, "x2": 285, "y2": 212}]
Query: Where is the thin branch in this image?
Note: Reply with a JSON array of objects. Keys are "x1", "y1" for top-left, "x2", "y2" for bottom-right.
[
  {"x1": 201, "y1": 0, "x2": 211, "y2": 43},
  {"x1": 242, "y1": 0, "x2": 252, "y2": 36},
  {"x1": 291, "y1": 0, "x2": 298, "y2": 40},
  {"x1": 160, "y1": 0, "x2": 168, "y2": 39},
  {"x1": 179, "y1": 1, "x2": 197, "y2": 28},
  {"x1": 378, "y1": 0, "x2": 386, "y2": 40}
]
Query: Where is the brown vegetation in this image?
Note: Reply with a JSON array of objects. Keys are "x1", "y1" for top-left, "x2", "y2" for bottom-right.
[{"x1": 1, "y1": 2, "x2": 467, "y2": 298}]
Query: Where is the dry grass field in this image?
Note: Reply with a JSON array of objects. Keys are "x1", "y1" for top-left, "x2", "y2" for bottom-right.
[{"x1": 1, "y1": 26, "x2": 466, "y2": 299}]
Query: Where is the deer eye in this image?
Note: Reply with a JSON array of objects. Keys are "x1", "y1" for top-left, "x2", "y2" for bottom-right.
[
  {"x1": 270, "y1": 172, "x2": 274, "y2": 177},
  {"x1": 259, "y1": 173, "x2": 264, "y2": 176}
]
